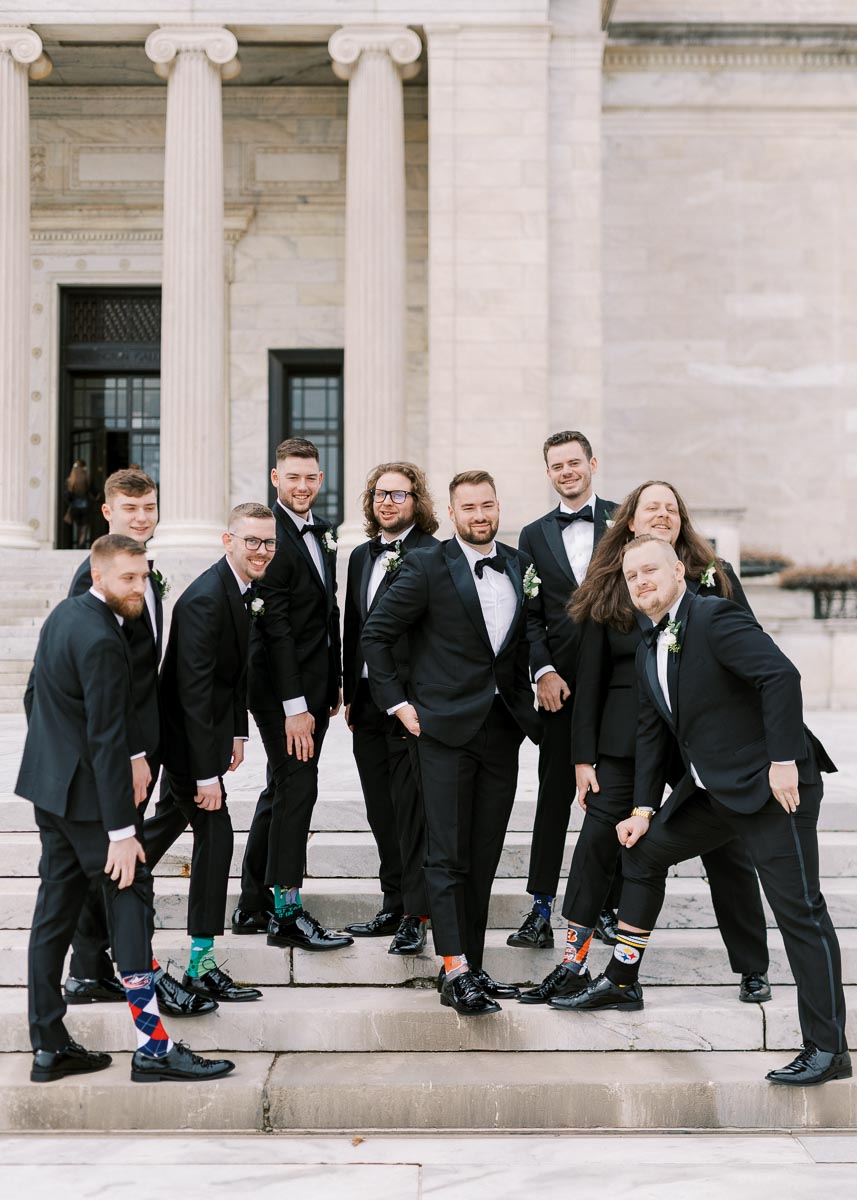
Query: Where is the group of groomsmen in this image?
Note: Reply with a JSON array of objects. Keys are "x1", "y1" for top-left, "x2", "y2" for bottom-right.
[{"x1": 18, "y1": 429, "x2": 850, "y2": 1088}]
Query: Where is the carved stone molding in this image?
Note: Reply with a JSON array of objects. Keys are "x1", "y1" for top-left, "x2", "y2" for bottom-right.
[
  {"x1": 329, "y1": 25, "x2": 422, "y2": 82},
  {"x1": 30, "y1": 144, "x2": 46, "y2": 188},
  {"x1": 145, "y1": 25, "x2": 239, "y2": 81},
  {"x1": 605, "y1": 44, "x2": 857, "y2": 71}
]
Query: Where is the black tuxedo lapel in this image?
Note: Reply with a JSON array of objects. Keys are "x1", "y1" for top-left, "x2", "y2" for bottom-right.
[
  {"x1": 445, "y1": 539, "x2": 493, "y2": 654},
  {"x1": 358, "y1": 543, "x2": 374, "y2": 620},
  {"x1": 81, "y1": 592, "x2": 134, "y2": 685},
  {"x1": 216, "y1": 556, "x2": 250, "y2": 647},
  {"x1": 670, "y1": 589, "x2": 695, "y2": 725},
  {"x1": 541, "y1": 509, "x2": 577, "y2": 588},
  {"x1": 645, "y1": 640, "x2": 675, "y2": 731},
  {"x1": 593, "y1": 497, "x2": 614, "y2": 547},
  {"x1": 277, "y1": 502, "x2": 327, "y2": 596},
  {"x1": 496, "y1": 549, "x2": 525, "y2": 658}
]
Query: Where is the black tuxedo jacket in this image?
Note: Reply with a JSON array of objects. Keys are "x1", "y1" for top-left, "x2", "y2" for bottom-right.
[
  {"x1": 69, "y1": 556, "x2": 163, "y2": 760},
  {"x1": 518, "y1": 496, "x2": 616, "y2": 684},
  {"x1": 574, "y1": 563, "x2": 750, "y2": 763},
  {"x1": 159, "y1": 556, "x2": 251, "y2": 781},
  {"x1": 634, "y1": 589, "x2": 835, "y2": 819},
  {"x1": 247, "y1": 501, "x2": 342, "y2": 715},
  {"x1": 362, "y1": 538, "x2": 541, "y2": 748},
  {"x1": 343, "y1": 527, "x2": 439, "y2": 708},
  {"x1": 17, "y1": 593, "x2": 137, "y2": 831}
]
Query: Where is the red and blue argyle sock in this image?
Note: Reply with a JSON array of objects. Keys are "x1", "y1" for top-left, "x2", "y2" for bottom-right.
[{"x1": 121, "y1": 970, "x2": 173, "y2": 1059}]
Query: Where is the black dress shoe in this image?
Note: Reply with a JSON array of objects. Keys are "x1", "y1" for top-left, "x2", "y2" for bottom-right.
[
  {"x1": 31, "y1": 1040, "x2": 112, "y2": 1083},
  {"x1": 131, "y1": 1041, "x2": 236, "y2": 1083},
  {"x1": 766, "y1": 1043, "x2": 852, "y2": 1086},
  {"x1": 549, "y1": 971, "x2": 644, "y2": 1012},
  {"x1": 345, "y1": 909, "x2": 403, "y2": 937},
  {"x1": 506, "y1": 911, "x2": 554, "y2": 949},
  {"x1": 592, "y1": 909, "x2": 619, "y2": 946},
  {"x1": 440, "y1": 970, "x2": 501, "y2": 1016},
  {"x1": 231, "y1": 907, "x2": 274, "y2": 935},
  {"x1": 739, "y1": 971, "x2": 772, "y2": 1004},
  {"x1": 267, "y1": 909, "x2": 354, "y2": 951},
  {"x1": 63, "y1": 975, "x2": 126, "y2": 1004},
  {"x1": 518, "y1": 963, "x2": 592, "y2": 1005},
  {"x1": 388, "y1": 915, "x2": 428, "y2": 955},
  {"x1": 155, "y1": 969, "x2": 218, "y2": 1017},
  {"x1": 182, "y1": 966, "x2": 262, "y2": 1002},
  {"x1": 471, "y1": 967, "x2": 520, "y2": 999}
]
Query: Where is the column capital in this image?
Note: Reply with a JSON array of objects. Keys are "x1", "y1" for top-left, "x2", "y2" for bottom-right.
[
  {"x1": 0, "y1": 25, "x2": 52, "y2": 79},
  {"x1": 145, "y1": 25, "x2": 240, "y2": 80},
  {"x1": 329, "y1": 25, "x2": 421, "y2": 82}
]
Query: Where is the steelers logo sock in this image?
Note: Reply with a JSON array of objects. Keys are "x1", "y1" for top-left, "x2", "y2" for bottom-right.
[{"x1": 604, "y1": 929, "x2": 650, "y2": 987}]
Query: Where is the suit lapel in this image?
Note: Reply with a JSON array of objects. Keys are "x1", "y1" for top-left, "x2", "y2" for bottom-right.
[
  {"x1": 593, "y1": 497, "x2": 614, "y2": 549},
  {"x1": 82, "y1": 592, "x2": 135, "y2": 683},
  {"x1": 217, "y1": 557, "x2": 250, "y2": 648},
  {"x1": 670, "y1": 589, "x2": 695, "y2": 727},
  {"x1": 277, "y1": 502, "x2": 327, "y2": 595},
  {"x1": 445, "y1": 539, "x2": 493, "y2": 654},
  {"x1": 357, "y1": 542, "x2": 374, "y2": 620},
  {"x1": 541, "y1": 509, "x2": 577, "y2": 587},
  {"x1": 496, "y1": 548, "x2": 525, "y2": 658},
  {"x1": 645, "y1": 643, "x2": 676, "y2": 731}
]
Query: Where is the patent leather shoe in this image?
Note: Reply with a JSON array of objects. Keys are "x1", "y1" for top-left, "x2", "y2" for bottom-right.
[
  {"x1": 549, "y1": 971, "x2": 644, "y2": 1012},
  {"x1": 345, "y1": 908, "x2": 403, "y2": 937},
  {"x1": 471, "y1": 966, "x2": 520, "y2": 999},
  {"x1": 155, "y1": 969, "x2": 218, "y2": 1017},
  {"x1": 518, "y1": 963, "x2": 592, "y2": 1005},
  {"x1": 506, "y1": 910, "x2": 554, "y2": 949},
  {"x1": 31, "y1": 1040, "x2": 112, "y2": 1083},
  {"x1": 267, "y1": 909, "x2": 354, "y2": 951},
  {"x1": 388, "y1": 915, "x2": 428, "y2": 955},
  {"x1": 182, "y1": 966, "x2": 262, "y2": 1002},
  {"x1": 766, "y1": 1043, "x2": 852, "y2": 1086},
  {"x1": 231, "y1": 907, "x2": 274, "y2": 935},
  {"x1": 739, "y1": 971, "x2": 772, "y2": 1004},
  {"x1": 131, "y1": 1041, "x2": 235, "y2": 1083},
  {"x1": 440, "y1": 970, "x2": 501, "y2": 1016},
  {"x1": 63, "y1": 975, "x2": 126, "y2": 1004},
  {"x1": 592, "y1": 908, "x2": 619, "y2": 946}
]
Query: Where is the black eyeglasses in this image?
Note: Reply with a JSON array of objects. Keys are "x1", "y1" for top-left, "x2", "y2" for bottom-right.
[
  {"x1": 231, "y1": 535, "x2": 277, "y2": 552},
  {"x1": 372, "y1": 489, "x2": 414, "y2": 504}
]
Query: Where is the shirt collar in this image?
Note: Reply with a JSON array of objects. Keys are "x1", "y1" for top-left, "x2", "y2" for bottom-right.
[
  {"x1": 559, "y1": 493, "x2": 597, "y2": 517},
  {"x1": 89, "y1": 585, "x2": 123, "y2": 626},
  {"x1": 455, "y1": 534, "x2": 497, "y2": 569},
  {"x1": 656, "y1": 586, "x2": 687, "y2": 632},
  {"x1": 278, "y1": 498, "x2": 313, "y2": 530},
  {"x1": 380, "y1": 524, "x2": 414, "y2": 546},
  {"x1": 225, "y1": 556, "x2": 251, "y2": 595}
]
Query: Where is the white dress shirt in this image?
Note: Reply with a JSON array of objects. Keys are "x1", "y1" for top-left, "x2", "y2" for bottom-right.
[
  {"x1": 196, "y1": 557, "x2": 251, "y2": 788},
  {"x1": 278, "y1": 499, "x2": 326, "y2": 717},
  {"x1": 361, "y1": 526, "x2": 414, "y2": 680},
  {"x1": 456, "y1": 536, "x2": 518, "y2": 657},
  {"x1": 533, "y1": 493, "x2": 599, "y2": 685}
]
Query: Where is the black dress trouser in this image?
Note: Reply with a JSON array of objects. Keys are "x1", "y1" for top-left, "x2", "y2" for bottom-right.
[
  {"x1": 418, "y1": 697, "x2": 523, "y2": 966},
  {"x1": 30, "y1": 808, "x2": 155, "y2": 1051},
  {"x1": 620, "y1": 782, "x2": 846, "y2": 1054},
  {"x1": 561, "y1": 754, "x2": 769, "y2": 975}
]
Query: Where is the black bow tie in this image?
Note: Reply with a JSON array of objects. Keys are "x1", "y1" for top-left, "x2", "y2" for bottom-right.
[
  {"x1": 474, "y1": 556, "x2": 505, "y2": 579},
  {"x1": 369, "y1": 538, "x2": 401, "y2": 560},
  {"x1": 557, "y1": 507, "x2": 594, "y2": 527},
  {"x1": 147, "y1": 558, "x2": 154, "y2": 571},
  {"x1": 243, "y1": 587, "x2": 256, "y2": 611},
  {"x1": 300, "y1": 523, "x2": 326, "y2": 540},
  {"x1": 642, "y1": 614, "x2": 670, "y2": 649}
]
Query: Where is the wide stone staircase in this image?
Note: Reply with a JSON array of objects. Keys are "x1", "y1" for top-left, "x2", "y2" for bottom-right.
[{"x1": 0, "y1": 551, "x2": 855, "y2": 1132}]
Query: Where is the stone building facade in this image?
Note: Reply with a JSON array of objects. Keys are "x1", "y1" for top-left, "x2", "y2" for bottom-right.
[{"x1": 1, "y1": 1, "x2": 855, "y2": 563}]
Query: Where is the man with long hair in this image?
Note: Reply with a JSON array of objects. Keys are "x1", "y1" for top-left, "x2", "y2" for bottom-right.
[{"x1": 342, "y1": 463, "x2": 439, "y2": 953}]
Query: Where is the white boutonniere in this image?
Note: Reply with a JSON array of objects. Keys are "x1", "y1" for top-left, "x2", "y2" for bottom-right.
[
  {"x1": 665, "y1": 618, "x2": 682, "y2": 655},
  {"x1": 383, "y1": 540, "x2": 404, "y2": 574},
  {"x1": 322, "y1": 530, "x2": 338, "y2": 555},
  {"x1": 523, "y1": 563, "x2": 541, "y2": 598},
  {"x1": 699, "y1": 560, "x2": 717, "y2": 589},
  {"x1": 250, "y1": 596, "x2": 265, "y2": 619},
  {"x1": 605, "y1": 517, "x2": 615, "y2": 529},
  {"x1": 150, "y1": 566, "x2": 170, "y2": 600}
]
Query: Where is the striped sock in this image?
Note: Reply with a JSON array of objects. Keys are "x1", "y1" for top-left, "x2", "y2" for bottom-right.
[
  {"x1": 561, "y1": 922, "x2": 594, "y2": 975},
  {"x1": 605, "y1": 929, "x2": 650, "y2": 987},
  {"x1": 122, "y1": 970, "x2": 173, "y2": 1059}
]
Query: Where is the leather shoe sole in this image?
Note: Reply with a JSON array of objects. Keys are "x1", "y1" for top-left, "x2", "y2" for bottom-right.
[
  {"x1": 31, "y1": 1053, "x2": 112, "y2": 1083},
  {"x1": 266, "y1": 932, "x2": 353, "y2": 951},
  {"x1": 131, "y1": 1059, "x2": 235, "y2": 1083},
  {"x1": 440, "y1": 992, "x2": 501, "y2": 1016}
]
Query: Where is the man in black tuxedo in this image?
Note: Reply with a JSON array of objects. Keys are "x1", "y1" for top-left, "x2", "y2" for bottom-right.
[
  {"x1": 233, "y1": 437, "x2": 351, "y2": 951},
  {"x1": 363, "y1": 470, "x2": 541, "y2": 1014},
  {"x1": 63, "y1": 468, "x2": 212, "y2": 1018},
  {"x1": 509, "y1": 431, "x2": 618, "y2": 950},
  {"x1": 556, "y1": 535, "x2": 849, "y2": 1087},
  {"x1": 19, "y1": 535, "x2": 234, "y2": 1083},
  {"x1": 342, "y1": 462, "x2": 439, "y2": 953},
  {"x1": 142, "y1": 504, "x2": 276, "y2": 1002}
]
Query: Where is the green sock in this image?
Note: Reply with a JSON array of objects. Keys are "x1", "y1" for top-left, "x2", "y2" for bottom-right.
[
  {"x1": 274, "y1": 885, "x2": 302, "y2": 920},
  {"x1": 186, "y1": 936, "x2": 216, "y2": 979}
]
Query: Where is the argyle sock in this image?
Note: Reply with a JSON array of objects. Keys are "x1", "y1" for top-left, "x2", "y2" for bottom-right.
[
  {"x1": 122, "y1": 970, "x2": 173, "y2": 1058},
  {"x1": 274, "y1": 885, "x2": 301, "y2": 920},
  {"x1": 561, "y1": 921, "x2": 594, "y2": 975},
  {"x1": 533, "y1": 893, "x2": 554, "y2": 922},
  {"x1": 604, "y1": 929, "x2": 651, "y2": 987},
  {"x1": 443, "y1": 954, "x2": 469, "y2": 982},
  {"x1": 186, "y1": 936, "x2": 216, "y2": 979}
]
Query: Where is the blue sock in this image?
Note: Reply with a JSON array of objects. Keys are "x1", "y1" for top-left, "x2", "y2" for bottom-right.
[{"x1": 533, "y1": 893, "x2": 554, "y2": 921}]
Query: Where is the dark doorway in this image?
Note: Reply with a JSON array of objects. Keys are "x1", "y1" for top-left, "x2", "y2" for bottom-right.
[{"x1": 268, "y1": 349, "x2": 344, "y2": 528}]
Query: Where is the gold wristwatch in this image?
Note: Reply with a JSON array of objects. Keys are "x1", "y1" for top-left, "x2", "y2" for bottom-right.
[{"x1": 630, "y1": 806, "x2": 655, "y2": 820}]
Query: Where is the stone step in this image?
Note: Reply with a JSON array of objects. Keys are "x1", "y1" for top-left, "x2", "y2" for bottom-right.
[{"x1": 3, "y1": 875, "x2": 857, "y2": 931}]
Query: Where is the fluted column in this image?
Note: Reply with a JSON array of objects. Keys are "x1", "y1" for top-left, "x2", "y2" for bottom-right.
[
  {"x1": 145, "y1": 26, "x2": 239, "y2": 549},
  {"x1": 0, "y1": 27, "x2": 50, "y2": 549},
  {"x1": 329, "y1": 25, "x2": 421, "y2": 539}
]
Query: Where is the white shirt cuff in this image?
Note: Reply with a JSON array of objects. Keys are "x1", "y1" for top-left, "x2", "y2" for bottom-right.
[
  {"x1": 236, "y1": 736, "x2": 249, "y2": 741},
  {"x1": 130, "y1": 752, "x2": 147, "y2": 761},
  {"x1": 283, "y1": 697, "x2": 309, "y2": 717},
  {"x1": 533, "y1": 666, "x2": 556, "y2": 683},
  {"x1": 772, "y1": 760, "x2": 796, "y2": 766},
  {"x1": 108, "y1": 826, "x2": 135, "y2": 842},
  {"x1": 196, "y1": 776, "x2": 219, "y2": 787},
  {"x1": 387, "y1": 701, "x2": 408, "y2": 716}
]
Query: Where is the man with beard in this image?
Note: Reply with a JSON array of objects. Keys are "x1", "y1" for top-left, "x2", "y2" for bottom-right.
[
  {"x1": 342, "y1": 463, "x2": 439, "y2": 953},
  {"x1": 508, "y1": 432, "x2": 619, "y2": 951},
  {"x1": 363, "y1": 471, "x2": 541, "y2": 1014},
  {"x1": 19, "y1": 535, "x2": 234, "y2": 1083}
]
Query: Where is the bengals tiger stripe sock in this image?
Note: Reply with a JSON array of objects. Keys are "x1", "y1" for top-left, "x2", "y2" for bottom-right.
[
  {"x1": 122, "y1": 969, "x2": 173, "y2": 1059},
  {"x1": 561, "y1": 922, "x2": 594, "y2": 975},
  {"x1": 604, "y1": 929, "x2": 650, "y2": 987},
  {"x1": 443, "y1": 954, "x2": 469, "y2": 982}
]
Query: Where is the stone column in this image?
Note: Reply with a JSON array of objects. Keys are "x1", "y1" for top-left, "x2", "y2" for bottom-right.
[
  {"x1": 145, "y1": 26, "x2": 239, "y2": 550},
  {"x1": 0, "y1": 27, "x2": 50, "y2": 549},
  {"x1": 329, "y1": 25, "x2": 421, "y2": 539}
]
